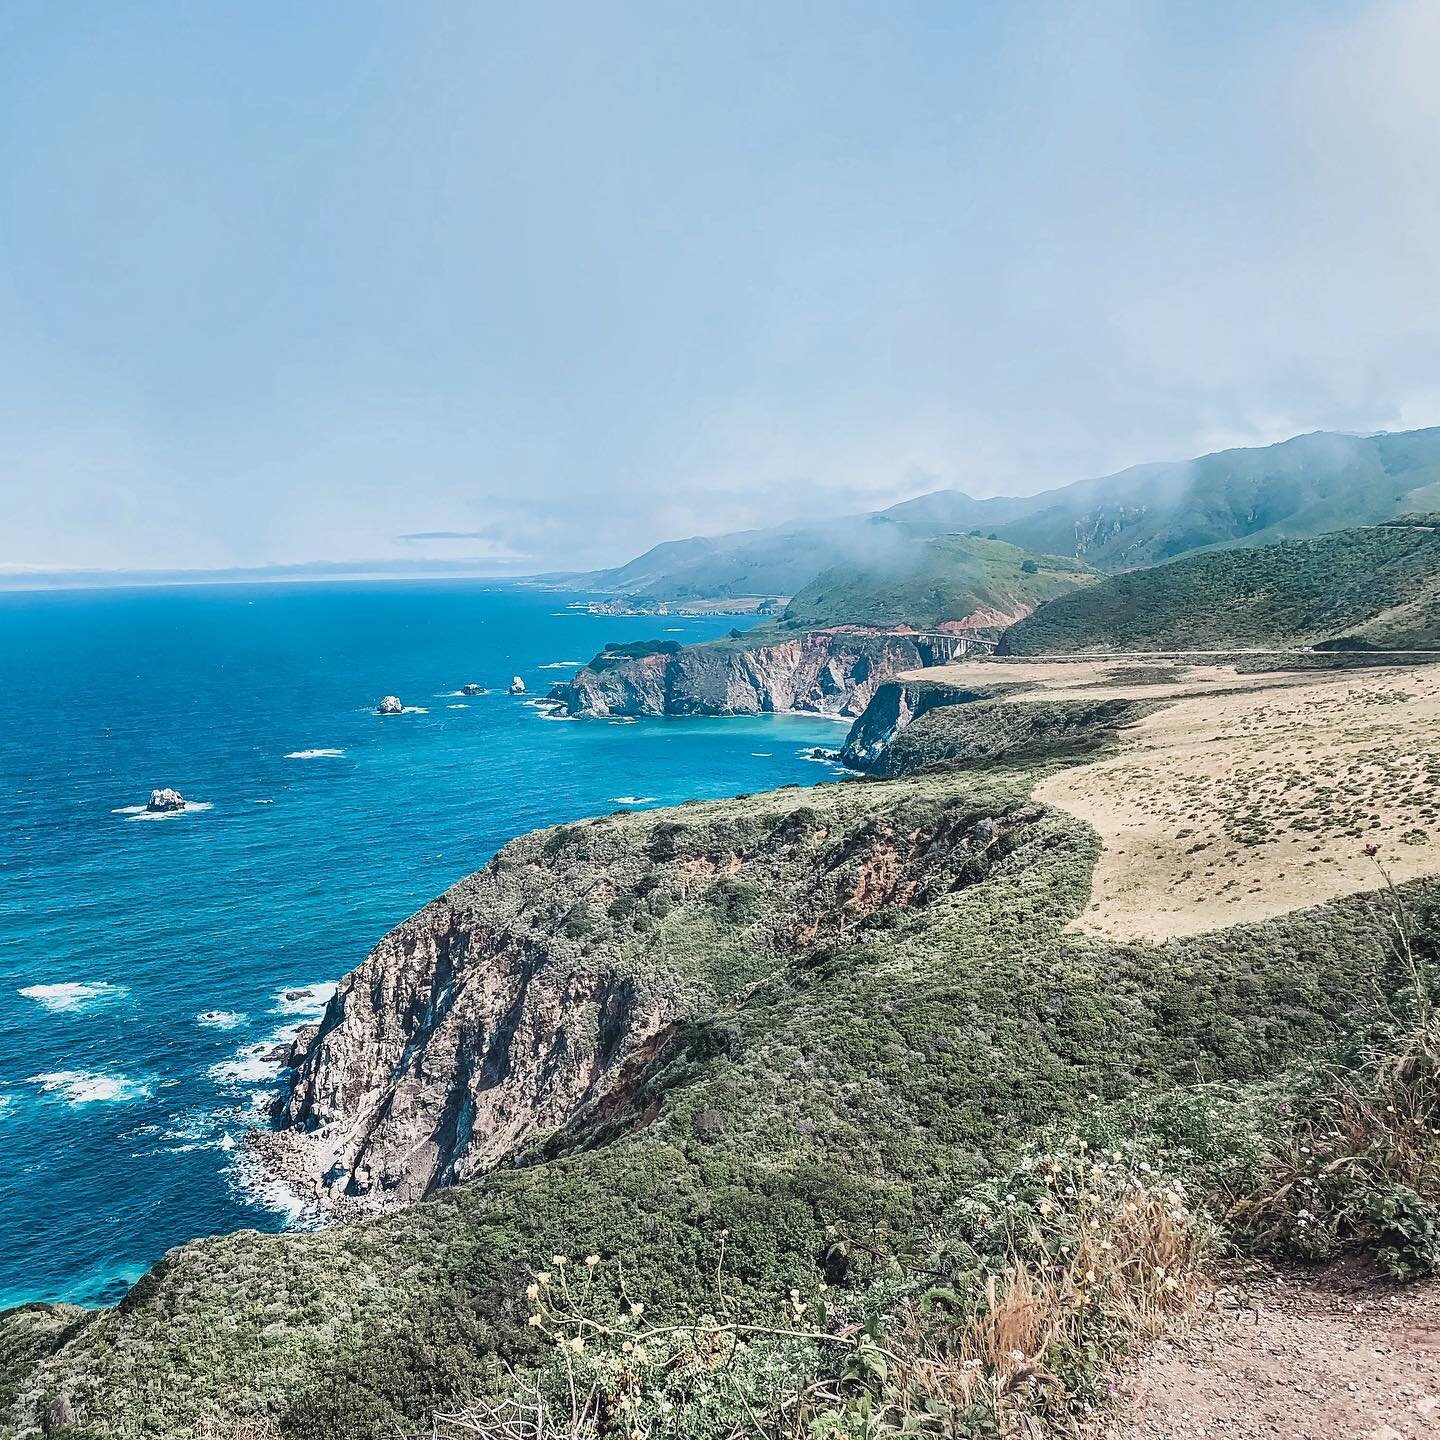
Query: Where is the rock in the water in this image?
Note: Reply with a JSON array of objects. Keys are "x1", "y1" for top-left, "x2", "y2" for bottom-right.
[
  {"x1": 508, "y1": 675, "x2": 526, "y2": 694},
  {"x1": 146, "y1": 788, "x2": 185, "y2": 813},
  {"x1": 376, "y1": 695, "x2": 404, "y2": 715},
  {"x1": 460, "y1": 682, "x2": 485, "y2": 696}
]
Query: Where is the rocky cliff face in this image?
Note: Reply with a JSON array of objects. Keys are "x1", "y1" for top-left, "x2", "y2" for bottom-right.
[
  {"x1": 549, "y1": 629, "x2": 971, "y2": 719},
  {"x1": 840, "y1": 678, "x2": 999, "y2": 769},
  {"x1": 259, "y1": 774, "x2": 1031, "y2": 1215},
  {"x1": 261, "y1": 890, "x2": 676, "y2": 1211}
]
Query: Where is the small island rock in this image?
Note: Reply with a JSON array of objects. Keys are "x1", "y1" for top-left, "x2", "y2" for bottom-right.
[
  {"x1": 460, "y1": 682, "x2": 486, "y2": 696},
  {"x1": 508, "y1": 675, "x2": 526, "y2": 694},
  {"x1": 376, "y1": 695, "x2": 404, "y2": 715},
  {"x1": 147, "y1": 788, "x2": 186, "y2": 813}
]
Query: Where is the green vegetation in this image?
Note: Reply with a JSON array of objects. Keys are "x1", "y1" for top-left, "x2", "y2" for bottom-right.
[
  {"x1": 588, "y1": 639, "x2": 683, "y2": 671},
  {"x1": 776, "y1": 535, "x2": 1092, "y2": 632},
  {"x1": 862, "y1": 696, "x2": 1154, "y2": 778},
  {"x1": 571, "y1": 427, "x2": 1440, "y2": 603},
  {"x1": 1003, "y1": 523, "x2": 1440, "y2": 654},
  {"x1": 10, "y1": 729, "x2": 1440, "y2": 1437}
]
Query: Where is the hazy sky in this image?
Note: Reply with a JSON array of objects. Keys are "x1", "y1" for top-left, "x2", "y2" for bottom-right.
[{"x1": 2, "y1": 0, "x2": 1439, "y2": 577}]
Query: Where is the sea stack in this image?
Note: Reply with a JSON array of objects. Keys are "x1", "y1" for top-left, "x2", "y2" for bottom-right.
[
  {"x1": 508, "y1": 675, "x2": 526, "y2": 694},
  {"x1": 147, "y1": 788, "x2": 185, "y2": 813},
  {"x1": 376, "y1": 695, "x2": 404, "y2": 715},
  {"x1": 461, "y1": 682, "x2": 485, "y2": 696}
]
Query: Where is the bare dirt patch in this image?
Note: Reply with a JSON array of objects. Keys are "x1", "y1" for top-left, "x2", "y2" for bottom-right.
[
  {"x1": 1110, "y1": 1261, "x2": 1440, "y2": 1440},
  {"x1": 903, "y1": 658, "x2": 1440, "y2": 942}
]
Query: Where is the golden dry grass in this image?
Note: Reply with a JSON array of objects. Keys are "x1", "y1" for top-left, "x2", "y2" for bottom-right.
[{"x1": 902, "y1": 658, "x2": 1440, "y2": 942}]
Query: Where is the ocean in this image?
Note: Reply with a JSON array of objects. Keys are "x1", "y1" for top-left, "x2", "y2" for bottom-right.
[{"x1": 0, "y1": 582, "x2": 847, "y2": 1309}]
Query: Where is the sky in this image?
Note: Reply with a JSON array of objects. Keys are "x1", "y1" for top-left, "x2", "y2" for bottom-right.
[{"x1": 2, "y1": 0, "x2": 1439, "y2": 580}]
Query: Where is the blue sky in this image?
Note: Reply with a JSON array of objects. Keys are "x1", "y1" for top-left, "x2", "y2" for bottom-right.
[{"x1": 2, "y1": 0, "x2": 1438, "y2": 578}]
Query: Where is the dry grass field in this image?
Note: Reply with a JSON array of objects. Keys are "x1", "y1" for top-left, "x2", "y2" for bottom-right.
[{"x1": 904, "y1": 657, "x2": 1440, "y2": 941}]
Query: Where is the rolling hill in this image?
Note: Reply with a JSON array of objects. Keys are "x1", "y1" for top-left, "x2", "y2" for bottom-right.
[
  {"x1": 1001, "y1": 519, "x2": 1440, "y2": 654},
  {"x1": 775, "y1": 533, "x2": 1093, "y2": 630},
  {"x1": 565, "y1": 427, "x2": 1440, "y2": 602}
]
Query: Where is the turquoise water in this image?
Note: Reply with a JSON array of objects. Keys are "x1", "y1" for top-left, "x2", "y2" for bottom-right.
[{"x1": 0, "y1": 583, "x2": 846, "y2": 1309}]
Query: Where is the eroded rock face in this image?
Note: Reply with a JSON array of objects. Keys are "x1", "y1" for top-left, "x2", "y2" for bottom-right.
[
  {"x1": 262, "y1": 886, "x2": 679, "y2": 1213},
  {"x1": 549, "y1": 629, "x2": 962, "y2": 719},
  {"x1": 377, "y1": 695, "x2": 404, "y2": 715},
  {"x1": 461, "y1": 683, "x2": 485, "y2": 696},
  {"x1": 259, "y1": 783, "x2": 1039, "y2": 1216},
  {"x1": 146, "y1": 788, "x2": 185, "y2": 812},
  {"x1": 509, "y1": 675, "x2": 527, "y2": 694}
]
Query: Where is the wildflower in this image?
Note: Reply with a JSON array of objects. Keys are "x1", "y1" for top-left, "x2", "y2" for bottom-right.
[
  {"x1": 570, "y1": 1336, "x2": 585, "y2": 1353},
  {"x1": 553, "y1": 1254, "x2": 568, "y2": 1267},
  {"x1": 660, "y1": 1401, "x2": 674, "y2": 1414},
  {"x1": 537, "y1": 1271, "x2": 551, "y2": 1286},
  {"x1": 585, "y1": 1253, "x2": 600, "y2": 1268},
  {"x1": 633, "y1": 1346, "x2": 648, "y2": 1363},
  {"x1": 528, "y1": 1314, "x2": 543, "y2": 1328},
  {"x1": 631, "y1": 1301, "x2": 645, "y2": 1317},
  {"x1": 1163, "y1": 1276, "x2": 1177, "y2": 1291},
  {"x1": 1009, "y1": 1350, "x2": 1026, "y2": 1362},
  {"x1": 622, "y1": 1341, "x2": 634, "y2": 1353},
  {"x1": 1085, "y1": 1269, "x2": 1096, "y2": 1283},
  {"x1": 525, "y1": 1282, "x2": 539, "y2": 1301}
]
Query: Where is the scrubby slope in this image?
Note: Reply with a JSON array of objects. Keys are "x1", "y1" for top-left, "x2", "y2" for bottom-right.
[
  {"x1": 9, "y1": 745, "x2": 1427, "y2": 1437},
  {"x1": 1003, "y1": 522, "x2": 1440, "y2": 655}
]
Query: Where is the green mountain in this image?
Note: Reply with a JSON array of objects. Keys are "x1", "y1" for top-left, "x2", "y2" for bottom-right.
[
  {"x1": 1002, "y1": 519, "x2": 1440, "y2": 655},
  {"x1": 574, "y1": 494, "x2": 1026, "y2": 601},
  {"x1": 568, "y1": 427, "x2": 1440, "y2": 601},
  {"x1": 775, "y1": 534, "x2": 1093, "y2": 630},
  {"x1": 990, "y1": 428, "x2": 1440, "y2": 570}
]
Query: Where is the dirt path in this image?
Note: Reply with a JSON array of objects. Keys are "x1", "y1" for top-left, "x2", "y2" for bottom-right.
[{"x1": 1111, "y1": 1262, "x2": 1440, "y2": 1440}]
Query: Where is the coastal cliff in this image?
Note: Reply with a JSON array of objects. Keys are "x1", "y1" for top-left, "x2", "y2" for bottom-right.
[
  {"x1": 548, "y1": 628, "x2": 972, "y2": 718},
  {"x1": 260, "y1": 773, "x2": 1029, "y2": 1214}
]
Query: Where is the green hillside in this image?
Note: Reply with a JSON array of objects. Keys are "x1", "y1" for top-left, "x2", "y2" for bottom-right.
[
  {"x1": 565, "y1": 427, "x2": 1440, "y2": 601},
  {"x1": 1002, "y1": 521, "x2": 1440, "y2": 655},
  {"x1": 776, "y1": 534, "x2": 1093, "y2": 630},
  {"x1": 9, "y1": 734, "x2": 1439, "y2": 1438}
]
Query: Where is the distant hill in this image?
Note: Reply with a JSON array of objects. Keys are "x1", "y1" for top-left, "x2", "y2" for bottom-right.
[
  {"x1": 776, "y1": 534, "x2": 1093, "y2": 631},
  {"x1": 989, "y1": 428, "x2": 1440, "y2": 570},
  {"x1": 566, "y1": 427, "x2": 1440, "y2": 601},
  {"x1": 575, "y1": 493, "x2": 1026, "y2": 601},
  {"x1": 1002, "y1": 520, "x2": 1440, "y2": 655}
]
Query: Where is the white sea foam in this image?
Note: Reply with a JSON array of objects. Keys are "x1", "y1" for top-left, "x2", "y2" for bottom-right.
[
  {"x1": 538, "y1": 660, "x2": 585, "y2": 669},
  {"x1": 19, "y1": 981, "x2": 128, "y2": 1014},
  {"x1": 230, "y1": 1154, "x2": 326, "y2": 1228},
  {"x1": 285, "y1": 748, "x2": 345, "y2": 760},
  {"x1": 196, "y1": 1009, "x2": 246, "y2": 1030},
  {"x1": 607, "y1": 717, "x2": 637, "y2": 725},
  {"x1": 274, "y1": 981, "x2": 337, "y2": 1020},
  {"x1": 111, "y1": 801, "x2": 214, "y2": 821},
  {"x1": 751, "y1": 752, "x2": 773, "y2": 757},
  {"x1": 446, "y1": 703, "x2": 468, "y2": 710},
  {"x1": 613, "y1": 796, "x2": 657, "y2": 805},
  {"x1": 209, "y1": 1044, "x2": 284, "y2": 1087},
  {"x1": 29, "y1": 1070, "x2": 151, "y2": 1105},
  {"x1": 400, "y1": 705, "x2": 428, "y2": 714}
]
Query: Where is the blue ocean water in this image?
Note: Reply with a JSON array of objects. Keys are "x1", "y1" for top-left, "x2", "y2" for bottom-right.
[{"x1": 0, "y1": 583, "x2": 846, "y2": 1309}]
